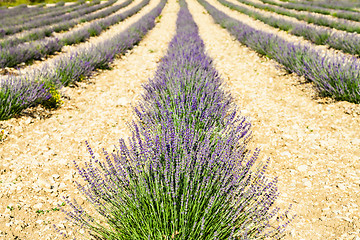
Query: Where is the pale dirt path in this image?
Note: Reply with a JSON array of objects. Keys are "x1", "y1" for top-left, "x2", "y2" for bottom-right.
[
  {"x1": 0, "y1": 0, "x2": 178, "y2": 238},
  {"x1": 188, "y1": 0, "x2": 360, "y2": 239},
  {"x1": 0, "y1": 0, "x2": 157, "y2": 78}
]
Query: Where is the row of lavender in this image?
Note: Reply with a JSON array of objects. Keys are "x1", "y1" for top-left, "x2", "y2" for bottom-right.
[
  {"x1": 260, "y1": 0, "x2": 360, "y2": 22},
  {"x1": 0, "y1": 0, "x2": 130, "y2": 48},
  {"x1": 0, "y1": 0, "x2": 160, "y2": 120},
  {"x1": 0, "y1": 0, "x2": 144, "y2": 68},
  {"x1": 0, "y1": 0, "x2": 86, "y2": 28},
  {"x1": 0, "y1": 1, "x2": 67, "y2": 19},
  {"x1": 63, "y1": 0, "x2": 290, "y2": 238},
  {"x1": 0, "y1": 0, "x2": 115, "y2": 37},
  {"x1": 201, "y1": 0, "x2": 360, "y2": 103},
  {"x1": 288, "y1": 0, "x2": 360, "y2": 12},
  {"x1": 218, "y1": 0, "x2": 360, "y2": 57},
  {"x1": 235, "y1": 0, "x2": 360, "y2": 34},
  {"x1": 282, "y1": 0, "x2": 360, "y2": 12}
]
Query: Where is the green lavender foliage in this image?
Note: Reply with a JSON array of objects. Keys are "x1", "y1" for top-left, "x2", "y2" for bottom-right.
[{"x1": 62, "y1": 1, "x2": 291, "y2": 239}]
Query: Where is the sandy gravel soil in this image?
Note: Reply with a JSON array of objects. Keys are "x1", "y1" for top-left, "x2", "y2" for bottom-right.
[
  {"x1": 188, "y1": 0, "x2": 360, "y2": 239},
  {"x1": 0, "y1": 0, "x2": 178, "y2": 238},
  {"x1": 1, "y1": 0, "x2": 360, "y2": 239}
]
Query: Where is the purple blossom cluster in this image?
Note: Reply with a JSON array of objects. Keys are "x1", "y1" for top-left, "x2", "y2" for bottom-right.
[
  {"x1": 63, "y1": 0, "x2": 291, "y2": 239},
  {"x1": 200, "y1": 0, "x2": 360, "y2": 103},
  {"x1": 219, "y1": 0, "x2": 360, "y2": 57},
  {"x1": 0, "y1": 0, "x2": 116, "y2": 38},
  {"x1": 0, "y1": 75, "x2": 51, "y2": 120},
  {"x1": 0, "y1": 0, "x2": 166, "y2": 120},
  {"x1": 0, "y1": 0, "x2": 139, "y2": 68}
]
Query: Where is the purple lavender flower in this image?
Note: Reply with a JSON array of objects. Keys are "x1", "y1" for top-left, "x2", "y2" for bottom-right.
[
  {"x1": 201, "y1": 0, "x2": 360, "y2": 103},
  {"x1": 0, "y1": 0, "x2": 165, "y2": 120},
  {"x1": 64, "y1": 0, "x2": 291, "y2": 239}
]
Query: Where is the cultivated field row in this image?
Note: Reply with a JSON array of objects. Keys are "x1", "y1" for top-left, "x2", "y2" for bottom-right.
[
  {"x1": 273, "y1": 0, "x2": 360, "y2": 12},
  {"x1": 0, "y1": 0, "x2": 116, "y2": 37},
  {"x1": 0, "y1": 0, "x2": 85, "y2": 27},
  {"x1": 219, "y1": 0, "x2": 360, "y2": 57},
  {"x1": 1, "y1": 0, "x2": 139, "y2": 68},
  {"x1": 0, "y1": 0, "x2": 117, "y2": 47},
  {"x1": 260, "y1": 0, "x2": 360, "y2": 22},
  {"x1": 0, "y1": 1, "x2": 74, "y2": 20},
  {"x1": 252, "y1": 0, "x2": 360, "y2": 33},
  {"x1": 0, "y1": 0, "x2": 359, "y2": 239},
  {"x1": 2, "y1": 0, "x2": 360, "y2": 123}
]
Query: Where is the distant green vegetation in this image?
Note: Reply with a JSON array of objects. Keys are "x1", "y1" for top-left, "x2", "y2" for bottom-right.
[{"x1": 0, "y1": 0, "x2": 79, "y2": 7}]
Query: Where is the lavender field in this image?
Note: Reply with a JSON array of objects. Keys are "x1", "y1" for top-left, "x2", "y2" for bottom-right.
[{"x1": 0, "y1": 0, "x2": 359, "y2": 239}]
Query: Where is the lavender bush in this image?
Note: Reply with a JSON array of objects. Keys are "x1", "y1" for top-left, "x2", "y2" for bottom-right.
[
  {"x1": 200, "y1": 0, "x2": 360, "y2": 103},
  {"x1": 0, "y1": 75, "x2": 51, "y2": 120},
  {"x1": 63, "y1": 0, "x2": 291, "y2": 239},
  {"x1": 290, "y1": 24, "x2": 330, "y2": 45},
  {"x1": 0, "y1": 0, "x2": 166, "y2": 120}
]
